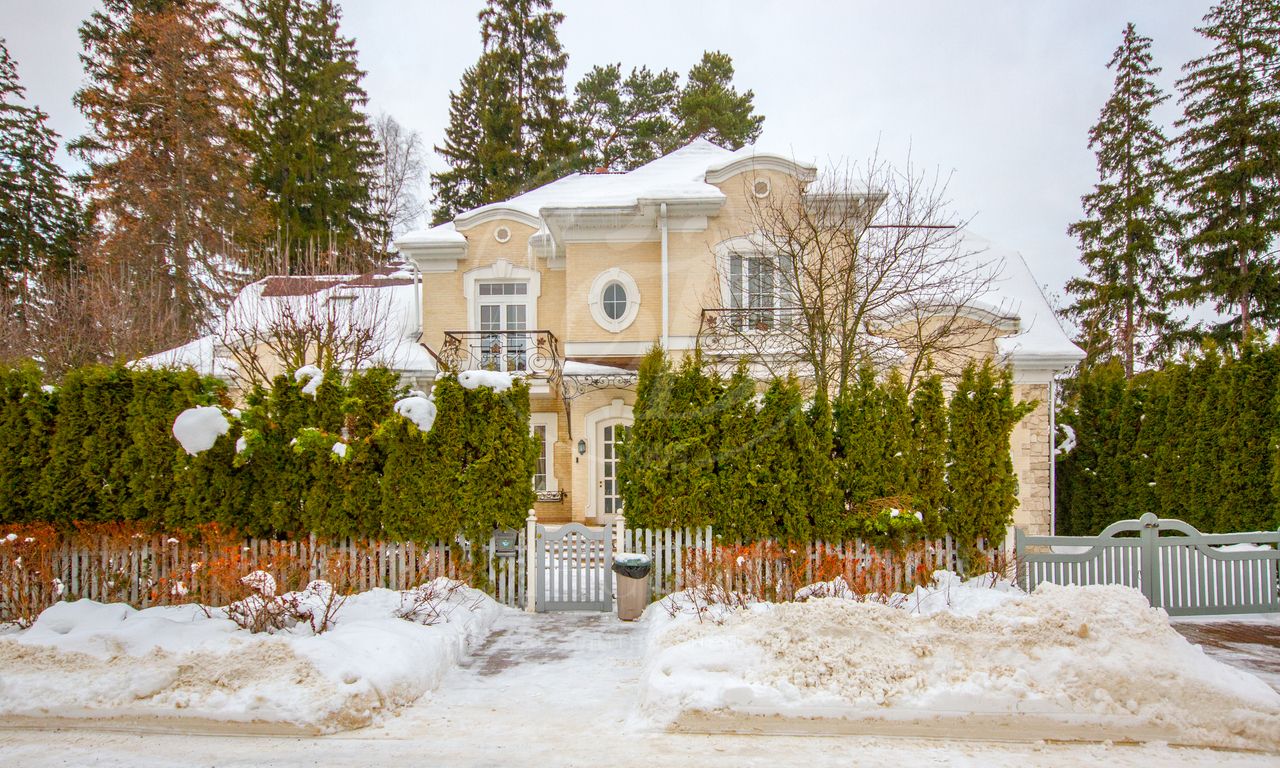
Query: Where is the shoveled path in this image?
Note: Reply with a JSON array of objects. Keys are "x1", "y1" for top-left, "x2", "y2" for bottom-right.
[
  {"x1": 1173, "y1": 621, "x2": 1280, "y2": 693},
  {"x1": 2, "y1": 610, "x2": 1277, "y2": 767}
]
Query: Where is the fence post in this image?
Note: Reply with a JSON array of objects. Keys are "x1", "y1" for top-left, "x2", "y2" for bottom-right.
[
  {"x1": 525, "y1": 509, "x2": 537, "y2": 613},
  {"x1": 1138, "y1": 512, "x2": 1159, "y2": 607},
  {"x1": 614, "y1": 511, "x2": 626, "y2": 554}
]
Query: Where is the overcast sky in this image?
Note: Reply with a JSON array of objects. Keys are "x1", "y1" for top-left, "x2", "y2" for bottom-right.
[{"x1": 2, "y1": 0, "x2": 1217, "y2": 301}]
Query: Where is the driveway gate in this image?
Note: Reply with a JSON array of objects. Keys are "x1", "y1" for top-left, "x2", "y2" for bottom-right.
[
  {"x1": 1016, "y1": 513, "x2": 1280, "y2": 616},
  {"x1": 535, "y1": 522, "x2": 614, "y2": 612}
]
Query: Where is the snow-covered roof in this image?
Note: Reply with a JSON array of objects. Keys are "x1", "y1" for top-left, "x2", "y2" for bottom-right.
[
  {"x1": 397, "y1": 139, "x2": 818, "y2": 248},
  {"x1": 959, "y1": 232, "x2": 1084, "y2": 369},
  {"x1": 135, "y1": 268, "x2": 436, "y2": 381},
  {"x1": 133, "y1": 335, "x2": 237, "y2": 380}
]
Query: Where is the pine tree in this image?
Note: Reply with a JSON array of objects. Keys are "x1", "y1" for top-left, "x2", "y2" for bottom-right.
[
  {"x1": 1174, "y1": 0, "x2": 1280, "y2": 341},
  {"x1": 1066, "y1": 24, "x2": 1181, "y2": 375},
  {"x1": 572, "y1": 63, "x2": 680, "y2": 171},
  {"x1": 236, "y1": 0, "x2": 379, "y2": 272},
  {"x1": 0, "y1": 38, "x2": 82, "y2": 346},
  {"x1": 674, "y1": 51, "x2": 764, "y2": 149},
  {"x1": 431, "y1": 0, "x2": 578, "y2": 223},
  {"x1": 73, "y1": 0, "x2": 266, "y2": 355}
]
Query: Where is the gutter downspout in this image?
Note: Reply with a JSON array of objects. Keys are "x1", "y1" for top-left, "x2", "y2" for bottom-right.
[
  {"x1": 660, "y1": 203, "x2": 670, "y2": 349},
  {"x1": 412, "y1": 261, "x2": 422, "y2": 337},
  {"x1": 1049, "y1": 376, "x2": 1057, "y2": 536}
]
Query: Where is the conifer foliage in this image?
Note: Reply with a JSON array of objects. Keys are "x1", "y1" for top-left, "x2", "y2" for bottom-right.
[
  {"x1": 236, "y1": 0, "x2": 380, "y2": 271},
  {"x1": 621, "y1": 350, "x2": 1028, "y2": 547},
  {"x1": 572, "y1": 51, "x2": 765, "y2": 172},
  {"x1": 1057, "y1": 342, "x2": 1280, "y2": 535},
  {"x1": 73, "y1": 0, "x2": 267, "y2": 354},
  {"x1": 0, "y1": 38, "x2": 81, "y2": 345},
  {"x1": 0, "y1": 364, "x2": 539, "y2": 546},
  {"x1": 431, "y1": 0, "x2": 578, "y2": 223},
  {"x1": 1066, "y1": 24, "x2": 1181, "y2": 375},
  {"x1": 1173, "y1": 0, "x2": 1280, "y2": 341}
]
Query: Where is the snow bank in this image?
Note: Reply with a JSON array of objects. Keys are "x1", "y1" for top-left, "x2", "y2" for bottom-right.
[
  {"x1": 640, "y1": 574, "x2": 1280, "y2": 749},
  {"x1": 457, "y1": 370, "x2": 516, "y2": 391},
  {"x1": 394, "y1": 395, "x2": 437, "y2": 432},
  {"x1": 171, "y1": 406, "x2": 230, "y2": 455},
  {"x1": 0, "y1": 579, "x2": 504, "y2": 732}
]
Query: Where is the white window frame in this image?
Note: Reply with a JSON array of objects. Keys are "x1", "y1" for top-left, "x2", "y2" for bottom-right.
[
  {"x1": 714, "y1": 235, "x2": 798, "y2": 330},
  {"x1": 463, "y1": 259, "x2": 541, "y2": 331},
  {"x1": 588, "y1": 268, "x2": 641, "y2": 333},
  {"x1": 529, "y1": 412, "x2": 559, "y2": 493}
]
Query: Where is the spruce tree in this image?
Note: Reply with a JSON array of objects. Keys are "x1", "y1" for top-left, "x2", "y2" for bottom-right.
[
  {"x1": 74, "y1": 0, "x2": 266, "y2": 354},
  {"x1": 674, "y1": 51, "x2": 764, "y2": 149},
  {"x1": 0, "y1": 38, "x2": 81, "y2": 342},
  {"x1": 431, "y1": 0, "x2": 578, "y2": 223},
  {"x1": 1174, "y1": 0, "x2": 1280, "y2": 341},
  {"x1": 236, "y1": 0, "x2": 379, "y2": 271},
  {"x1": 1066, "y1": 24, "x2": 1181, "y2": 375}
]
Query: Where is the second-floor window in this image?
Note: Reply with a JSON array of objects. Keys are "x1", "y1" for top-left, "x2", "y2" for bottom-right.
[
  {"x1": 726, "y1": 252, "x2": 797, "y2": 330},
  {"x1": 478, "y1": 281, "x2": 529, "y2": 371}
]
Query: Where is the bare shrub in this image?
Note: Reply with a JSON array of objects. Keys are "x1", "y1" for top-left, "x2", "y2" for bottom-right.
[
  {"x1": 395, "y1": 578, "x2": 482, "y2": 626},
  {"x1": 223, "y1": 572, "x2": 346, "y2": 635}
]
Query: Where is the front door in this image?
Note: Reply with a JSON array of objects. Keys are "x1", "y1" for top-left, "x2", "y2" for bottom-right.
[{"x1": 597, "y1": 420, "x2": 629, "y2": 517}]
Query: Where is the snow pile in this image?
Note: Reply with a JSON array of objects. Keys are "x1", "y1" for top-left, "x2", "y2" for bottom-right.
[
  {"x1": 171, "y1": 406, "x2": 230, "y2": 455},
  {"x1": 0, "y1": 579, "x2": 504, "y2": 732},
  {"x1": 294, "y1": 365, "x2": 323, "y2": 396},
  {"x1": 640, "y1": 576, "x2": 1280, "y2": 749},
  {"x1": 394, "y1": 395, "x2": 437, "y2": 432},
  {"x1": 457, "y1": 370, "x2": 516, "y2": 391}
]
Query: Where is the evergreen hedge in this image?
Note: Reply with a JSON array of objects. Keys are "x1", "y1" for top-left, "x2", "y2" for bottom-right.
[
  {"x1": 0, "y1": 364, "x2": 538, "y2": 544},
  {"x1": 620, "y1": 350, "x2": 1032, "y2": 547},
  {"x1": 1057, "y1": 342, "x2": 1280, "y2": 535}
]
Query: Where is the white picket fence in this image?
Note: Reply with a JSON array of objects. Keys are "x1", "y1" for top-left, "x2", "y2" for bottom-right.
[{"x1": 1, "y1": 517, "x2": 997, "y2": 623}]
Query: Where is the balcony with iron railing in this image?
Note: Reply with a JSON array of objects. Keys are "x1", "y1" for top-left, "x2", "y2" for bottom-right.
[
  {"x1": 438, "y1": 330, "x2": 563, "y2": 379},
  {"x1": 698, "y1": 306, "x2": 806, "y2": 358}
]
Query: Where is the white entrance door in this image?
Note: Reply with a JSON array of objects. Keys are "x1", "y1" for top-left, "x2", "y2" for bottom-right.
[{"x1": 597, "y1": 420, "x2": 629, "y2": 517}]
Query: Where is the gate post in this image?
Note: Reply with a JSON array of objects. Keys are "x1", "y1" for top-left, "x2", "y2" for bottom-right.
[
  {"x1": 1138, "y1": 512, "x2": 1159, "y2": 607},
  {"x1": 525, "y1": 509, "x2": 537, "y2": 613}
]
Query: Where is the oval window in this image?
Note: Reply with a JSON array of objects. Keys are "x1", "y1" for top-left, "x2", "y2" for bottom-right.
[{"x1": 602, "y1": 282, "x2": 628, "y2": 321}]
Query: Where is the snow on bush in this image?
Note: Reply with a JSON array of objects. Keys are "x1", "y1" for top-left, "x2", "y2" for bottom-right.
[
  {"x1": 393, "y1": 395, "x2": 437, "y2": 433},
  {"x1": 0, "y1": 579, "x2": 504, "y2": 732},
  {"x1": 171, "y1": 406, "x2": 230, "y2": 455},
  {"x1": 640, "y1": 575, "x2": 1280, "y2": 749},
  {"x1": 457, "y1": 369, "x2": 516, "y2": 391},
  {"x1": 294, "y1": 365, "x2": 323, "y2": 396}
]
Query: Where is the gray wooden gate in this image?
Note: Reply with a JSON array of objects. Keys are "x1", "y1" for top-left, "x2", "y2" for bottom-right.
[
  {"x1": 1016, "y1": 513, "x2": 1280, "y2": 616},
  {"x1": 535, "y1": 522, "x2": 613, "y2": 612}
]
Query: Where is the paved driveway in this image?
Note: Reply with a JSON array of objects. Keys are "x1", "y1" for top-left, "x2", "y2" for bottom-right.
[{"x1": 1173, "y1": 620, "x2": 1280, "y2": 693}]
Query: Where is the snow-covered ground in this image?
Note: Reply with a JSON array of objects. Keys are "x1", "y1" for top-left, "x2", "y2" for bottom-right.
[
  {"x1": 1, "y1": 576, "x2": 1278, "y2": 766},
  {"x1": 641, "y1": 572, "x2": 1280, "y2": 751},
  {"x1": 0, "y1": 578, "x2": 503, "y2": 732}
]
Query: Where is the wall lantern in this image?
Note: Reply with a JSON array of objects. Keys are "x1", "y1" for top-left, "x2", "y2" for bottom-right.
[{"x1": 577, "y1": 439, "x2": 587, "y2": 456}]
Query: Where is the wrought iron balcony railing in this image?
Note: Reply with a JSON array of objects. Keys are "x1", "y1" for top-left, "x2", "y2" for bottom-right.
[
  {"x1": 439, "y1": 330, "x2": 562, "y2": 377},
  {"x1": 699, "y1": 306, "x2": 805, "y2": 335}
]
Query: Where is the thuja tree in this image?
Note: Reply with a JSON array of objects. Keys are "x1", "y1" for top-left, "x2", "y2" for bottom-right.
[
  {"x1": 0, "y1": 363, "x2": 53, "y2": 523},
  {"x1": 707, "y1": 363, "x2": 764, "y2": 540},
  {"x1": 455, "y1": 375, "x2": 539, "y2": 545},
  {"x1": 619, "y1": 349, "x2": 719, "y2": 529},
  {"x1": 907, "y1": 370, "x2": 948, "y2": 537},
  {"x1": 945, "y1": 360, "x2": 1035, "y2": 553},
  {"x1": 379, "y1": 382, "x2": 463, "y2": 542}
]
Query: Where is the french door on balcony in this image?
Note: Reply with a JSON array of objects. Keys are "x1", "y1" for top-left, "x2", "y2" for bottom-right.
[{"x1": 477, "y1": 282, "x2": 529, "y2": 371}]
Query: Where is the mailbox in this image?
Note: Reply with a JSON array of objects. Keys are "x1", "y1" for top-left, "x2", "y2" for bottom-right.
[{"x1": 493, "y1": 528, "x2": 519, "y2": 557}]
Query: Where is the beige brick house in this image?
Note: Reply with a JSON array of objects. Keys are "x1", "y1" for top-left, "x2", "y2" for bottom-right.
[
  {"x1": 144, "y1": 139, "x2": 1082, "y2": 533},
  {"x1": 392, "y1": 140, "x2": 1082, "y2": 530}
]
